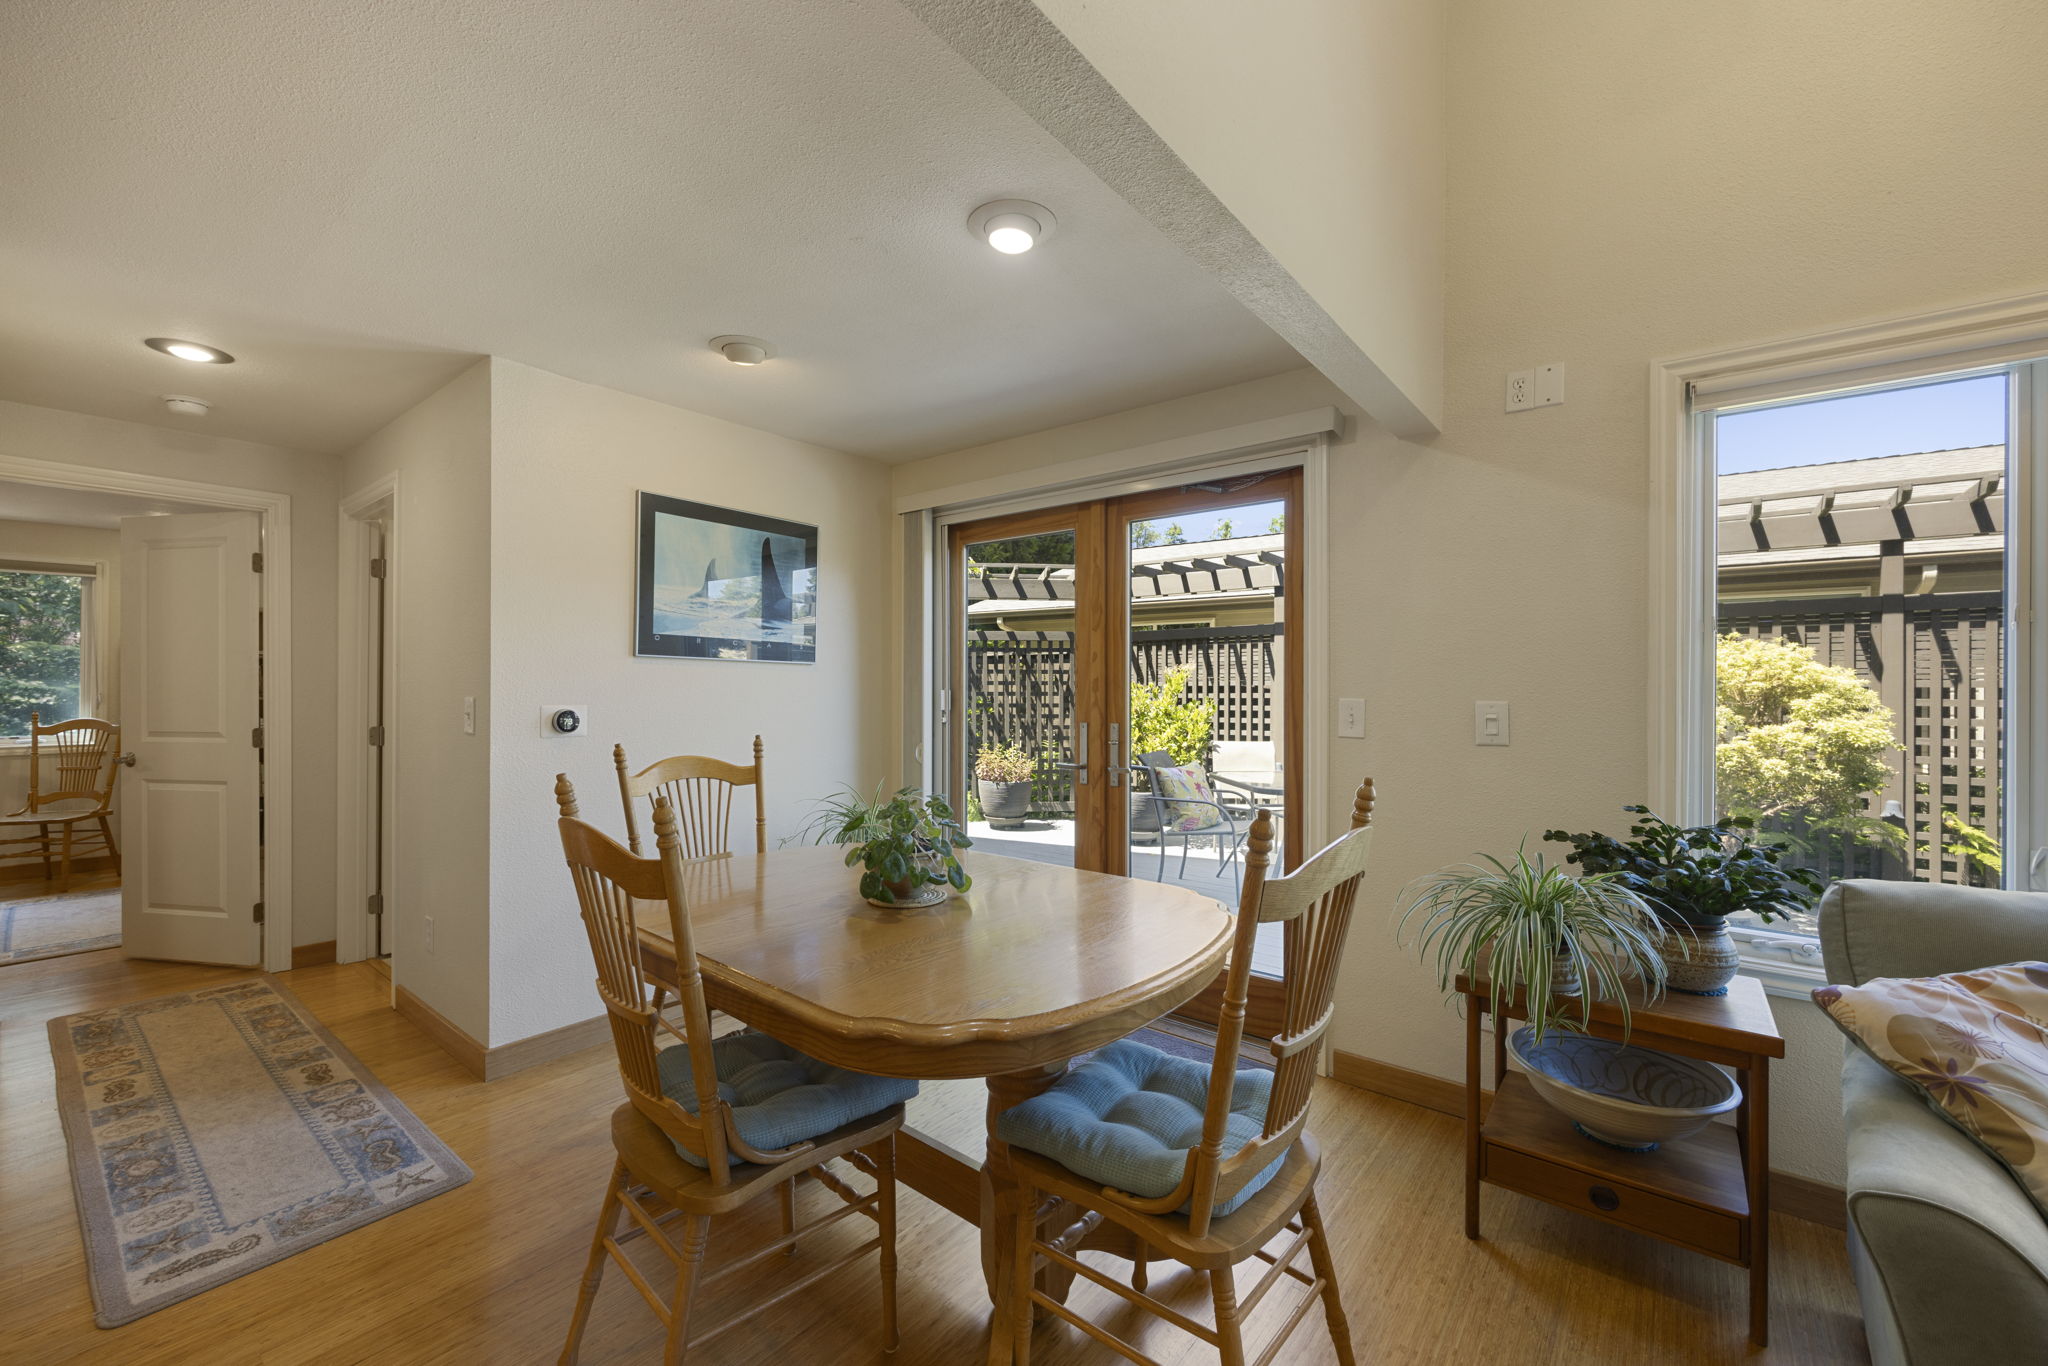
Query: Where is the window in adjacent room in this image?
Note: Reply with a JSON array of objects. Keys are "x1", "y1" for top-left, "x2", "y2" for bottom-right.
[{"x1": 0, "y1": 564, "x2": 94, "y2": 736}]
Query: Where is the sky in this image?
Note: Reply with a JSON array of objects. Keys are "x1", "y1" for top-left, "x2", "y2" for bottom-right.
[
  {"x1": 1133, "y1": 498, "x2": 1284, "y2": 544},
  {"x1": 1715, "y1": 373, "x2": 2008, "y2": 474}
]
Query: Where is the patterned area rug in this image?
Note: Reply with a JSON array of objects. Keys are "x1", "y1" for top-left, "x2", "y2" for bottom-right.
[
  {"x1": 48, "y1": 977, "x2": 472, "y2": 1327},
  {"x1": 0, "y1": 889, "x2": 120, "y2": 965}
]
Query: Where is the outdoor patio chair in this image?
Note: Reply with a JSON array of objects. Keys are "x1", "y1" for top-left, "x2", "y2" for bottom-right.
[{"x1": 1131, "y1": 750, "x2": 1243, "y2": 895}]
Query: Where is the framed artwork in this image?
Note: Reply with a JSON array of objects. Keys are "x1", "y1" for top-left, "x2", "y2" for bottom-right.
[{"x1": 635, "y1": 493, "x2": 818, "y2": 663}]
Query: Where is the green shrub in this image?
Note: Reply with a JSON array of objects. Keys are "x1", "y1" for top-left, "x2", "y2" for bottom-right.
[{"x1": 1129, "y1": 666, "x2": 1215, "y2": 768}]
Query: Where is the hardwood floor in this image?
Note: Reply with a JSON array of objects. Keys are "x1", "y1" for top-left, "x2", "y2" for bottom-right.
[{"x1": 0, "y1": 951, "x2": 1869, "y2": 1364}]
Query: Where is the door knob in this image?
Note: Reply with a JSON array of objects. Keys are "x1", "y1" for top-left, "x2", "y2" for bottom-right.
[{"x1": 116, "y1": 752, "x2": 136, "y2": 767}]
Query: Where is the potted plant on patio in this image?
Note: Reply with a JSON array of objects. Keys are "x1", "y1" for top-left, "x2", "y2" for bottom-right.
[
  {"x1": 1544, "y1": 807, "x2": 1825, "y2": 995},
  {"x1": 804, "y1": 786, "x2": 972, "y2": 908},
  {"x1": 1397, "y1": 847, "x2": 1667, "y2": 1041},
  {"x1": 973, "y1": 741, "x2": 1036, "y2": 829}
]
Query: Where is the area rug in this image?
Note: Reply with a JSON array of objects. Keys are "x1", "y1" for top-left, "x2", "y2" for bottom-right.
[
  {"x1": 0, "y1": 889, "x2": 120, "y2": 965},
  {"x1": 48, "y1": 977, "x2": 472, "y2": 1326}
]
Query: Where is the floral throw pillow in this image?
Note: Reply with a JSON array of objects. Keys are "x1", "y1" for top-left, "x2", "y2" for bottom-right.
[
  {"x1": 1154, "y1": 764, "x2": 1216, "y2": 831},
  {"x1": 1813, "y1": 962, "x2": 2048, "y2": 1217}
]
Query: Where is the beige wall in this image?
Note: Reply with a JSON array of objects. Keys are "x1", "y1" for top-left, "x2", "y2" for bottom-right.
[
  {"x1": 0, "y1": 519, "x2": 120, "y2": 825},
  {"x1": 341, "y1": 361, "x2": 494, "y2": 1039},
  {"x1": 0, "y1": 400, "x2": 340, "y2": 948},
  {"x1": 485, "y1": 360, "x2": 895, "y2": 1044},
  {"x1": 1031, "y1": 0, "x2": 1444, "y2": 431}
]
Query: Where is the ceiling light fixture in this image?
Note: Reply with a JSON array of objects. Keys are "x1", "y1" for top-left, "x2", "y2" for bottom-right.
[
  {"x1": 144, "y1": 337, "x2": 234, "y2": 364},
  {"x1": 162, "y1": 395, "x2": 212, "y2": 417},
  {"x1": 710, "y1": 335, "x2": 775, "y2": 367},
  {"x1": 969, "y1": 199, "x2": 1057, "y2": 255}
]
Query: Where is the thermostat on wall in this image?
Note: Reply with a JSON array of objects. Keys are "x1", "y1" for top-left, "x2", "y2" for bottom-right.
[{"x1": 542, "y1": 705, "x2": 589, "y2": 736}]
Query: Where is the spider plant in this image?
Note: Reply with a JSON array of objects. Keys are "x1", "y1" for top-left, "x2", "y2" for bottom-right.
[{"x1": 1397, "y1": 847, "x2": 1667, "y2": 1041}]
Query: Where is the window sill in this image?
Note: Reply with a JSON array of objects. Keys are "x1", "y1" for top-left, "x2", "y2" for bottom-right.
[{"x1": 1729, "y1": 925, "x2": 1829, "y2": 1001}]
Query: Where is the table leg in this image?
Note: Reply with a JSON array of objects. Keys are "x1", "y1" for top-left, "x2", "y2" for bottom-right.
[
  {"x1": 1747, "y1": 1059, "x2": 1771, "y2": 1348},
  {"x1": 982, "y1": 1063, "x2": 1070, "y2": 1366},
  {"x1": 1465, "y1": 998, "x2": 1482, "y2": 1241}
]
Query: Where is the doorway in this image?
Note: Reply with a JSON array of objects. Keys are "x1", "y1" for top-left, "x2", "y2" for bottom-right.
[
  {"x1": 337, "y1": 477, "x2": 397, "y2": 971},
  {"x1": 946, "y1": 469, "x2": 1303, "y2": 1029}
]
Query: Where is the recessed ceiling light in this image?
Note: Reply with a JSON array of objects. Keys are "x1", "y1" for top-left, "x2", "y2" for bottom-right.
[
  {"x1": 144, "y1": 337, "x2": 234, "y2": 364},
  {"x1": 969, "y1": 200, "x2": 1057, "y2": 255},
  {"x1": 709, "y1": 335, "x2": 775, "y2": 367}
]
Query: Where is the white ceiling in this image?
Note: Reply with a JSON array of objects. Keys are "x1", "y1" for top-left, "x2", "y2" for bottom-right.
[
  {"x1": 0, "y1": 0, "x2": 1302, "y2": 460},
  {"x1": 0, "y1": 480, "x2": 228, "y2": 530}
]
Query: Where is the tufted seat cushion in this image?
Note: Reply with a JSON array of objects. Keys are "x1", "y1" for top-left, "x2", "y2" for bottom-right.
[
  {"x1": 995, "y1": 1039, "x2": 1282, "y2": 1216},
  {"x1": 657, "y1": 1031, "x2": 917, "y2": 1167}
]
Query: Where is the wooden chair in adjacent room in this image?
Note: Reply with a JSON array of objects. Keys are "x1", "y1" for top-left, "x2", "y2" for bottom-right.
[
  {"x1": 554, "y1": 780, "x2": 913, "y2": 1365},
  {"x1": 613, "y1": 735, "x2": 765, "y2": 859},
  {"x1": 0, "y1": 713, "x2": 124, "y2": 892},
  {"x1": 993, "y1": 781, "x2": 1378, "y2": 1366}
]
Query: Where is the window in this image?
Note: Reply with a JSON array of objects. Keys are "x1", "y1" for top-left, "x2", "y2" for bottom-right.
[
  {"x1": 1668, "y1": 351, "x2": 2047, "y2": 984},
  {"x1": 0, "y1": 565, "x2": 94, "y2": 737}
]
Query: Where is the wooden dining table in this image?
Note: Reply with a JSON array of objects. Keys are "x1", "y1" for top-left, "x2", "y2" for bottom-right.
[{"x1": 632, "y1": 843, "x2": 1236, "y2": 1363}]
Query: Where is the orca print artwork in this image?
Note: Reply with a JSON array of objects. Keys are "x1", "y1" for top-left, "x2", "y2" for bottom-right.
[{"x1": 635, "y1": 492, "x2": 818, "y2": 662}]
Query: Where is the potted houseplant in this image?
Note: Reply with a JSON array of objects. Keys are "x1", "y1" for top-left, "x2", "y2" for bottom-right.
[
  {"x1": 974, "y1": 741, "x2": 1036, "y2": 829},
  {"x1": 1544, "y1": 806, "x2": 1825, "y2": 996},
  {"x1": 1397, "y1": 848, "x2": 1667, "y2": 1041},
  {"x1": 805, "y1": 786, "x2": 973, "y2": 908}
]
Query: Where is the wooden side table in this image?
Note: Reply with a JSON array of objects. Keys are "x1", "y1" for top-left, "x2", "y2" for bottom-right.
[{"x1": 1456, "y1": 962, "x2": 1786, "y2": 1347}]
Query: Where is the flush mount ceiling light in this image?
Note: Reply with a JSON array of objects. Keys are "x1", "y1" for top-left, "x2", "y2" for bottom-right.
[
  {"x1": 144, "y1": 337, "x2": 235, "y2": 364},
  {"x1": 709, "y1": 335, "x2": 775, "y2": 367},
  {"x1": 162, "y1": 395, "x2": 211, "y2": 417},
  {"x1": 969, "y1": 199, "x2": 1057, "y2": 255}
]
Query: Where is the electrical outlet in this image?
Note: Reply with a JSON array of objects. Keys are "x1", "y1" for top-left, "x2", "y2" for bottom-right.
[
  {"x1": 424, "y1": 916, "x2": 435, "y2": 953},
  {"x1": 1505, "y1": 370, "x2": 1534, "y2": 412}
]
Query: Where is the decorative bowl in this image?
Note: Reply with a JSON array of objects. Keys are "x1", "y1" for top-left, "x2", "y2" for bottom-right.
[{"x1": 1508, "y1": 1026, "x2": 1738, "y2": 1152}]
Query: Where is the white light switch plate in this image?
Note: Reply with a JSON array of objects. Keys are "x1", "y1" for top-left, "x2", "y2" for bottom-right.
[
  {"x1": 1336, "y1": 698, "x2": 1366, "y2": 738},
  {"x1": 1474, "y1": 701, "x2": 1511, "y2": 746}
]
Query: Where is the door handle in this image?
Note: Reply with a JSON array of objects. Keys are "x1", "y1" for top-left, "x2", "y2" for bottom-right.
[
  {"x1": 116, "y1": 752, "x2": 136, "y2": 767},
  {"x1": 1048, "y1": 722, "x2": 1089, "y2": 784},
  {"x1": 1107, "y1": 724, "x2": 1122, "y2": 788}
]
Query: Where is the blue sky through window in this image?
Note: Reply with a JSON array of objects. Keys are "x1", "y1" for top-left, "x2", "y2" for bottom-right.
[
  {"x1": 1132, "y1": 499, "x2": 1283, "y2": 545},
  {"x1": 1716, "y1": 373, "x2": 2007, "y2": 474}
]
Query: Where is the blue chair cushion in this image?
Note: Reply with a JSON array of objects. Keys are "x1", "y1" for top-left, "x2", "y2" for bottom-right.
[
  {"x1": 994, "y1": 1039, "x2": 1282, "y2": 1217},
  {"x1": 656, "y1": 1031, "x2": 918, "y2": 1167}
]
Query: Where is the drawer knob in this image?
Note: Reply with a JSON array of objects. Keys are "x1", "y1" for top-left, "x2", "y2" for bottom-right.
[{"x1": 1588, "y1": 1184, "x2": 1620, "y2": 1212}]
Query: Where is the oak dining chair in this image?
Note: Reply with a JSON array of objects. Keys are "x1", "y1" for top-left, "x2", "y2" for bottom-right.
[
  {"x1": 613, "y1": 736, "x2": 766, "y2": 859},
  {"x1": 554, "y1": 777, "x2": 915, "y2": 1365},
  {"x1": 994, "y1": 781, "x2": 1377, "y2": 1366},
  {"x1": 0, "y1": 713, "x2": 123, "y2": 891}
]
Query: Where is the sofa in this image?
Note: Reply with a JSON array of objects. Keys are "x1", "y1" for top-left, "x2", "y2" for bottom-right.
[{"x1": 1819, "y1": 879, "x2": 2048, "y2": 1365}]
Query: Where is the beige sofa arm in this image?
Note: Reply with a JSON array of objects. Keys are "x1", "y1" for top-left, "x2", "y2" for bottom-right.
[{"x1": 1818, "y1": 879, "x2": 2048, "y2": 986}]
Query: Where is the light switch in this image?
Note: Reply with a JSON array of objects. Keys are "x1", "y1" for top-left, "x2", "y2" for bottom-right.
[
  {"x1": 462, "y1": 696, "x2": 475, "y2": 735},
  {"x1": 1474, "y1": 701, "x2": 1511, "y2": 746},
  {"x1": 1336, "y1": 698, "x2": 1366, "y2": 738}
]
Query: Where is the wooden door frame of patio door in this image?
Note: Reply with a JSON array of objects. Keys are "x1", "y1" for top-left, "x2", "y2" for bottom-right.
[{"x1": 946, "y1": 502, "x2": 1113, "y2": 873}]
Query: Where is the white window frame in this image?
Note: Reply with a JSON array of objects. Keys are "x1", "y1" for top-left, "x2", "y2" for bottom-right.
[
  {"x1": 1650, "y1": 292, "x2": 2048, "y2": 996},
  {"x1": 0, "y1": 560, "x2": 102, "y2": 741}
]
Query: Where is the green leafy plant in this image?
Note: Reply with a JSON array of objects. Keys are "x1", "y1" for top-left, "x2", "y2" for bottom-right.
[
  {"x1": 973, "y1": 741, "x2": 1035, "y2": 784},
  {"x1": 0, "y1": 570, "x2": 84, "y2": 735},
  {"x1": 1544, "y1": 807, "x2": 1824, "y2": 927},
  {"x1": 1942, "y1": 810, "x2": 2002, "y2": 877},
  {"x1": 802, "y1": 786, "x2": 972, "y2": 904},
  {"x1": 1398, "y1": 848, "x2": 1667, "y2": 1041},
  {"x1": 1128, "y1": 665, "x2": 1215, "y2": 770},
  {"x1": 1715, "y1": 632, "x2": 1899, "y2": 836}
]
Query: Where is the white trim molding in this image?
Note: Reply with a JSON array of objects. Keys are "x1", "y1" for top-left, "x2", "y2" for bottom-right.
[
  {"x1": 0, "y1": 450, "x2": 297, "y2": 972},
  {"x1": 1649, "y1": 289, "x2": 2048, "y2": 978},
  {"x1": 336, "y1": 473, "x2": 398, "y2": 967}
]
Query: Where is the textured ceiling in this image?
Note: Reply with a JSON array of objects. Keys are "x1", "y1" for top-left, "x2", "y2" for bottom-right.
[{"x1": 0, "y1": 0, "x2": 1301, "y2": 458}]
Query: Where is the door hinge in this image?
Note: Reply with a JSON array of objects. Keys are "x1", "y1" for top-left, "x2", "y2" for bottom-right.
[
  {"x1": 369, "y1": 556, "x2": 388, "y2": 580},
  {"x1": 367, "y1": 725, "x2": 385, "y2": 747},
  {"x1": 252, "y1": 551, "x2": 264, "y2": 573},
  {"x1": 368, "y1": 892, "x2": 385, "y2": 918},
  {"x1": 253, "y1": 901, "x2": 266, "y2": 924},
  {"x1": 251, "y1": 726, "x2": 265, "y2": 749}
]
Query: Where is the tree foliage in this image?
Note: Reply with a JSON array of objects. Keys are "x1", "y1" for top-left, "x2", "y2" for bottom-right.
[
  {"x1": 1714, "y1": 633, "x2": 1898, "y2": 825},
  {"x1": 0, "y1": 571, "x2": 84, "y2": 735},
  {"x1": 1128, "y1": 665, "x2": 1214, "y2": 767},
  {"x1": 966, "y1": 532, "x2": 1075, "y2": 565}
]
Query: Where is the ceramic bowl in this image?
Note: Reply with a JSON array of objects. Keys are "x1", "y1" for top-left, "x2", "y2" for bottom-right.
[{"x1": 1508, "y1": 1026, "x2": 1738, "y2": 1151}]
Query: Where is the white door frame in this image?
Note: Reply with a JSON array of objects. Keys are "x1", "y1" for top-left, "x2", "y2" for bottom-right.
[
  {"x1": 0, "y1": 450, "x2": 295, "y2": 972},
  {"x1": 335, "y1": 474, "x2": 398, "y2": 966}
]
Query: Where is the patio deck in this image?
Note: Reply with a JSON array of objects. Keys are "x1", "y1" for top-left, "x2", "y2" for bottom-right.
[{"x1": 966, "y1": 819, "x2": 1284, "y2": 978}]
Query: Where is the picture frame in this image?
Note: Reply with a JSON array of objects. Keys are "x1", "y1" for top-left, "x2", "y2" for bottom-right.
[{"x1": 634, "y1": 492, "x2": 818, "y2": 663}]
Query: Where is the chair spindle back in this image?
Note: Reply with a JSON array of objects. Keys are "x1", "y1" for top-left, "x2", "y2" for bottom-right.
[
  {"x1": 613, "y1": 736, "x2": 766, "y2": 859},
  {"x1": 27, "y1": 713, "x2": 120, "y2": 811}
]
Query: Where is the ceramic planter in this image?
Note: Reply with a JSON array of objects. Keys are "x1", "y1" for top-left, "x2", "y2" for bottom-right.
[
  {"x1": 1657, "y1": 918, "x2": 1741, "y2": 996},
  {"x1": 977, "y1": 779, "x2": 1033, "y2": 828}
]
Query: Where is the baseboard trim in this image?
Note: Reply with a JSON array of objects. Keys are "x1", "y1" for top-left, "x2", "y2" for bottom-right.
[
  {"x1": 291, "y1": 940, "x2": 337, "y2": 970},
  {"x1": 1329, "y1": 1049, "x2": 1847, "y2": 1231},
  {"x1": 394, "y1": 985, "x2": 487, "y2": 1080},
  {"x1": 482, "y1": 1012, "x2": 611, "y2": 1080}
]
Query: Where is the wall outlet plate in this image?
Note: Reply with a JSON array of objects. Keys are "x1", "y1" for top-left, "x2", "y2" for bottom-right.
[
  {"x1": 1505, "y1": 369, "x2": 1534, "y2": 412},
  {"x1": 541, "y1": 704, "x2": 589, "y2": 737}
]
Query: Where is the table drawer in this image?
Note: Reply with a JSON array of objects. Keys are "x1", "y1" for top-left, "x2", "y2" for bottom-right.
[{"x1": 1484, "y1": 1142, "x2": 1743, "y2": 1260}]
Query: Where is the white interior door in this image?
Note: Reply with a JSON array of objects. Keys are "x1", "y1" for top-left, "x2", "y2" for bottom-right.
[{"x1": 119, "y1": 511, "x2": 263, "y2": 966}]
